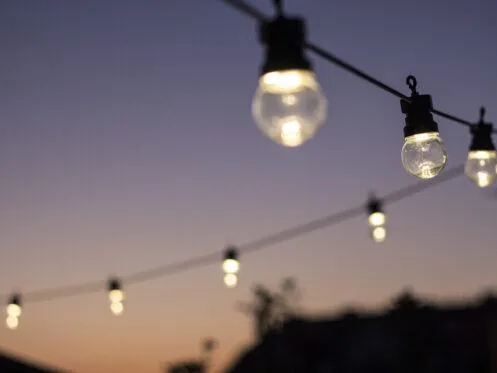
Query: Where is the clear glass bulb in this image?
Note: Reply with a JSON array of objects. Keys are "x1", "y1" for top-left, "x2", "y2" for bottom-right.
[
  {"x1": 368, "y1": 212, "x2": 386, "y2": 227},
  {"x1": 465, "y1": 150, "x2": 497, "y2": 188},
  {"x1": 109, "y1": 289, "x2": 124, "y2": 303},
  {"x1": 401, "y1": 132, "x2": 447, "y2": 179},
  {"x1": 6, "y1": 315, "x2": 19, "y2": 330},
  {"x1": 222, "y1": 258, "x2": 240, "y2": 274},
  {"x1": 252, "y1": 70, "x2": 327, "y2": 147},
  {"x1": 110, "y1": 301, "x2": 124, "y2": 315},
  {"x1": 6, "y1": 303, "x2": 21, "y2": 318},
  {"x1": 372, "y1": 226, "x2": 386, "y2": 243},
  {"x1": 223, "y1": 273, "x2": 238, "y2": 288}
]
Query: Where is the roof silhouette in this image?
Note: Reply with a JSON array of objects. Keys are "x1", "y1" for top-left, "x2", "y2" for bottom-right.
[{"x1": 0, "y1": 350, "x2": 67, "y2": 373}]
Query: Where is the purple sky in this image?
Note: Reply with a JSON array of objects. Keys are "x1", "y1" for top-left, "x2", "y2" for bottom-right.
[{"x1": 0, "y1": 1, "x2": 496, "y2": 372}]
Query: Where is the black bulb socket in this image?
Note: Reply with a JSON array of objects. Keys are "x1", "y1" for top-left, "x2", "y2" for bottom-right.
[
  {"x1": 9, "y1": 294, "x2": 21, "y2": 307},
  {"x1": 401, "y1": 94, "x2": 439, "y2": 138},
  {"x1": 259, "y1": 16, "x2": 312, "y2": 76},
  {"x1": 367, "y1": 199, "x2": 383, "y2": 216},
  {"x1": 469, "y1": 123, "x2": 495, "y2": 152},
  {"x1": 108, "y1": 278, "x2": 122, "y2": 292},
  {"x1": 224, "y1": 247, "x2": 238, "y2": 261}
]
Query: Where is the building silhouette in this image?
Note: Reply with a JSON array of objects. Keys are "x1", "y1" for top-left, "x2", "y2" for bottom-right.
[
  {"x1": 0, "y1": 350, "x2": 66, "y2": 372},
  {"x1": 225, "y1": 290, "x2": 497, "y2": 373}
]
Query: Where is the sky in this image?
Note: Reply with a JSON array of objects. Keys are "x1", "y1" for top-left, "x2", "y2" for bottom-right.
[{"x1": 0, "y1": 0, "x2": 496, "y2": 372}]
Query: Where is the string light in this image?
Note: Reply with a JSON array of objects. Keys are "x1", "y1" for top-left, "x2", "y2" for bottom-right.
[
  {"x1": 251, "y1": 0, "x2": 327, "y2": 147},
  {"x1": 6, "y1": 294, "x2": 22, "y2": 330},
  {"x1": 465, "y1": 107, "x2": 497, "y2": 188},
  {"x1": 367, "y1": 196, "x2": 387, "y2": 243},
  {"x1": 400, "y1": 76, "x2": 448, "y2": 180},
  {"x1": 108, "y1": 278, "x2": 124, "y2": 315},
  {"x1": 0, "y1": 0, "x2": 494, "y2": 324},
  {"x1": 222, "y1": 247, "x2": 240, "y2": 288}
]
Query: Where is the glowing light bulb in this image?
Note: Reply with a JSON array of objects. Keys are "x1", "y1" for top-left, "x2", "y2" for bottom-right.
[
  {"x1": 465, "y1": 150, "x2": 497, "y2": 188},
  {"x1": 110, "y1": 302, "x2": 124, "y2": 315},
  {"x1": 372, "y1": 226, "x2": 387, "y2": 243},
  {"x1": 253, "y1": 70, "x2": 327, "y2": 147},
  {"x1": 6, "y1": 316, "x2": 19, "y2": 330},
  {"x1": 401, "y1": 132, "x2": 447, "y2": 179},
  {"x1": 223, "y1": 273, "x2": 238, "y2": 288},
  {"x1": 400, "y1": 76, "x2": 447, "y2": 179},
  {"x1": 222, "y1": 247, "x2": 240, "y2": 274},
  {"x1": 368, "y1": 212, "x2": 386, "y2": 227}
]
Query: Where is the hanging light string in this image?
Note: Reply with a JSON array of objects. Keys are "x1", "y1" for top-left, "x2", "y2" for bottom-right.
[
  {"x1": 0, "y1": 164, "x2": 464, "y2": 306},
  {"x1": 220, "y1": 0, "x2": 494, "y2": 133}
]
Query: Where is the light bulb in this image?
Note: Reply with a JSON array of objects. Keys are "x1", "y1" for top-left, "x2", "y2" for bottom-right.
[
  {"x1": 6, "y1": 303, "x2": 22, "y2": 318},
  {"x1": 222, "y1": 258, "x2": 240, "y2": 274},
  {"x1": 223, "y1": 273, "x2": 238, "y2": 288},
  {"x1": 109, "y1": 289, "x2": 124, "y2": 303},
  {"x1": 368, "y1": 212, "x2": 386, "y2": 227},
  {"x1": 6, "y1": 316, "x2": 19, "y2": 330},
  {"x1": 401, "y1": 132, "x2": 447, "y2": 179},
  {"x1": 110, "y1": 301, "x2": 124, "y2": 315},
  {"x1": 372, "y1": 226, "x2": 387, "y2": 243},
  {"x1": 465, "y1": 150, "x2": 497, "y2": 188},
  {"x1": 252, "y1": 70, "x2": 327, "y2": 147}
]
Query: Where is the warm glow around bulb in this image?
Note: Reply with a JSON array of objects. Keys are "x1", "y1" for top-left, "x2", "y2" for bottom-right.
[
  {"x1": 6, "y1": 315, "x2": 19, "y2": 330},
  {"x1": 7, "y1": 303, "x2": 21, "y2": 318},
  {"x1": 223, "y1": 273, "x2": 238, "y2": 288},
  {"x1": 372, "y1": 226, "x2": 386, "y2": 243},
  {"x1": 222, "y1": 258, "x2": 240, "y2": 274},
  {"x1": 110, "y1": 302, "x2": 124, "y2": 315},
  {"x1": 259, "y1": 70, "x2": 318, "y2": 94},
  {"x1": 368, "y1": 212, "x2": 386, "y2": 227},
  {"x1": 109, "y1": 289, "x2": 124, "y2": 303}
]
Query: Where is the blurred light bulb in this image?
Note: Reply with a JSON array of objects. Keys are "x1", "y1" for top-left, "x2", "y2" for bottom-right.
[
  {"x1": 109, "y1": 289, "x2": 124, "y2": 303},
  {"x1": 6, "y1": 315, "x2": 19, "y2": 330},
  {"x1": 6, "y1": 303, "x2": 22, "y2": 318},
  {"x1": 465, "y1": 150, "x2": 497, "y2": 188},
  {"x1": 110, "y1": 301, "x2": 124, "y2": 315},
  {"x1": 368, "y1": 212, "x2": 386, "y2": 227},
  {"x1": 372, "y1": 226, "x2": 387, "y2": 243},
  {"x1": 222, "y1": 258, "x2": 240, "y2": 274},
  {"x1": 252, "y1": 70, "x2": 327, "y2": 147},
  {"x1": 401, "y1": 132, "x2": 447, "y2": 179},
  {"x1": 223, "y1": 273, "x2": 238, "y2": 288}
]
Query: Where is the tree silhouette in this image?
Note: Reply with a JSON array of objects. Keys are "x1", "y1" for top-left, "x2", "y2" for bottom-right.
[{"x1": 237, "y1": 277, "x2": 302, "y2": 340}]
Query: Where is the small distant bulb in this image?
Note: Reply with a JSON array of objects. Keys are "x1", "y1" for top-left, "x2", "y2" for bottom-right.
[
  {"x1": 402, "y1": 132, "x2": 447, "y2": 179},
  {"x1": 110, "y1": 302, "x2": 124, "y2": 315},
  {"x1": 372, "y1": 226, "x2": 387, "y2": 243},
  {"x1": 223, "y1": 273, "x2": 238, "y2": 288},
  {"x1": 222, "y1": 247, "x2": 240, "y2": 274},
  {"x1": 6, "y1": 315, "x2": 19, "y2": 330},
  {"x1": 368, "y1": 211, "x2": 386, "y2": 227}
]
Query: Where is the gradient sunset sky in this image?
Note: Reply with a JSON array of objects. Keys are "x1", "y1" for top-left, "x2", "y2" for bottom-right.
[{"x1": 0, "y1": 0, "x2": 496, "y2": 372}]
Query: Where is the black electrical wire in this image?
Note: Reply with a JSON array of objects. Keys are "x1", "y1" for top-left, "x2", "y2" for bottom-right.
[
  {"x1": 220, "y1": 0, "x2": 496, "y2": 132},
  {"x1": 1, "y1": 164, "x2": 465, "y2": 305}
]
